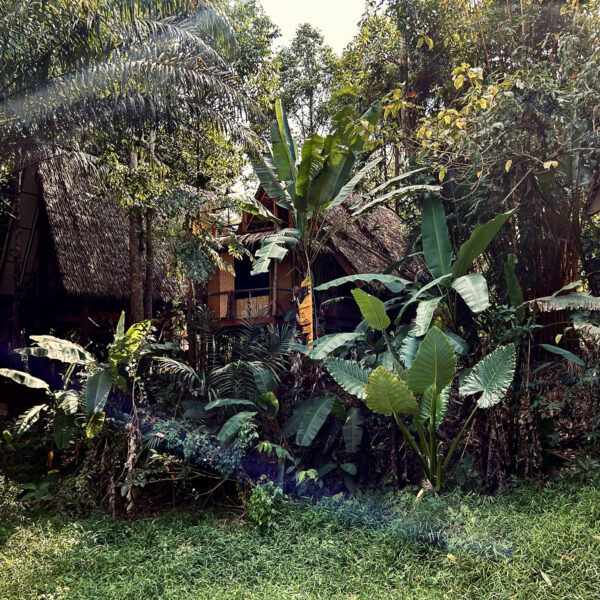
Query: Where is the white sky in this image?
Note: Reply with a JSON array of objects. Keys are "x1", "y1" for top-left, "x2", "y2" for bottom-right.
[{"x1": 259, "y1": 0, "x2": 366, "y2": 54}]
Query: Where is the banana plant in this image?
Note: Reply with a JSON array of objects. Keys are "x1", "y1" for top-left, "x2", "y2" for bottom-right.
[
  {"x1": 323, "y1": 292, "x2": 516, "y2": 489},
  {"x1": 247, "y1": 99, "x2": 440, "y2": 340},
  {"x1": 0, "y1": 313, "x2": 151, "y2": 449}
]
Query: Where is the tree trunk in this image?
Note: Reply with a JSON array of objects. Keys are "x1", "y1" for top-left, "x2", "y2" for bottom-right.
[
  {"x1": 144, "y1": 208, "x2": 154, "y2": 320},
  {"x1": 128, "y1": 145, "x2": 144, "y2": 324}
]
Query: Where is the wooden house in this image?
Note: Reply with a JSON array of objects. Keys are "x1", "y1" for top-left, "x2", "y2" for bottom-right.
[{"x1": 205, "y1": 186, "x2": 421, "y2": 333}]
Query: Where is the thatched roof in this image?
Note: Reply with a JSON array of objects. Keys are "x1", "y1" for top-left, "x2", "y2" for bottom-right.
[
  {"x1": 222, "y1": 191, "x2": 422, "y2": 280},
  {"x1": 37, "y1": 155, "x2": 178, "y2": 302}
]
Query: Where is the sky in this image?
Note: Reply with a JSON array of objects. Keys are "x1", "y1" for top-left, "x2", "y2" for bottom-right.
[{"x1": 259, "y1": 0, "x2": 366, "y2": 54}]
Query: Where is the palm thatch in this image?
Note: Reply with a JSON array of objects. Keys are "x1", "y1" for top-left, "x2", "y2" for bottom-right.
[{"x1": 37, "y1": 155, "x2": 178, "y2": 302}]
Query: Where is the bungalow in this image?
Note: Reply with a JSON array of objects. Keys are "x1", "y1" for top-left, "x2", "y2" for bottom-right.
[{"x1": 205, "y1": 186, "x2": 421, "y2": 334}]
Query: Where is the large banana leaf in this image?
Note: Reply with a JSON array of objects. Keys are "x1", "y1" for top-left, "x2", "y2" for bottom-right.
[
  {"x1": 0, "y1": 368, "x2": 49, "y2": 390},
  {"x1": 452, "y1": 274, "x2": 490, "y2": 313},
  {"x1": 422, "y1": 197, "x2": 453, "y2": 278},
  {"x1": 324, "y1": 358, "x2": 371, "y2": 400},
  {"x1": 327, "y1": 156, "x2": 383, "y2": 210},
  {"x1": 351, "y1": 288, "x2": 390, "y2": 331},
  {"x1": 15, "y1": 404, "x2": 48, "y2": 434},
  {"x1": 236, "y1": 194, "x2": 281, "y2": 224},
  {"x1": 315, "y1": 273, "x2": 408, "y2": 293},
  {"x1": 296, "y1": 396, "x2": 335, "y2": 446},
  {"x1": 273, "y1": 99, "x2": 297, "y2": 181},
  {"x1": 460, "y1": 344, "x2": 516, "y2": 408},
  {"x1": 251, "y1": 229, "x2": 300, "y2": 275},
  {"x1": 18, "y1": 335, "x2": 93, "y2": 365},
  {"x1": 206, "y1": 398, "x2": 256, "y2": 410},
  {"x1": 53, "y1": 409, "x2": 75, "y2": 450},
  {"x1": 57, "y1": 390, "x2": 80, "y2": 415},
  {"x1": 406, "y1": 328, "x2": 456, "y2": 394},
  {"x1": 250, "y1": 153, "x2": 285, "y2": 200},
  {"x1": 343, "y1": 407, "x2": 365, "y2": 453},
  {"x1": 217, "y1": 411, "x2": 257, "y2": 443},
  {"x1": 85, "y1": 411, "x2": 106, "y2": 438},
  {"x1": 296, "y1": 332, "x2": 363, "y2": 360},
  {"x1": 414, "y1": 296, "x2": 443, "y2": 336},
  {"x1": 295, "y1": 133, "x2": 325, "y2": 212},
  {"x1": 414, "y1": 385, "x2": 451, "y2": 430},
  {"x1": 365, "y1": 367, "x2": 418, "y2": 416},
  {"x1": 451, "y1": 209, "x2": 516, "y2": 277},
  {"x1": 85, "y1": 369, "x2": 112, "y2": 414}
]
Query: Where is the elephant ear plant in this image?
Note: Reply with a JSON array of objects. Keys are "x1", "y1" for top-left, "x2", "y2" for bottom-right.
[{"x1": 326, "y1": 292, "x2": 516, "y2": 490}]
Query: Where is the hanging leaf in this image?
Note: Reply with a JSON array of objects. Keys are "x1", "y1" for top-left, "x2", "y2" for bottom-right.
[
  {"x1": 57, "y1": 390, "x2": 80, "y2": 415},
  {"x1": 206, "y1": 398, "x2": 255, "y2": 410},
  {"x1": 251, "y1": 229, "x2": 300, "y2": 275},
  {"x1": 85, "y1": 370, "x2": 112, "y2": 414},
  {"x1": 452, "y1": 274, "x2": 490, "y2": 313},
  {"x1": 365, "y1": 367, "x2": 418, "y2": 416},
  {"x1": 343, "y1": 407, "x2": 365, "y2": 453},
  {"x1": 324, "y1": 358, "x2": 371, "y2": 400},
  {"x1": 85, "y1": 411, "x2": 106, "y2": 438},
  {"x1": 351, "y1": 288, "x2": 390, "y2": 331},
  {"x1": 53, "y1": 409, "x2": 76, "y2": 450},
  {"x1": 0, "y1": 369, "x2": 49, "y2": 391},
  {"x1": 253, "y1": 367, "x2": 274, "y2": 395},
  {"x1": 451, "y1": 210, "x2": 516, "y2": 277},
  {"x1": 407, "y1": 328, "x2": 456, "y2": 394},
  {"x1": 15, "y1": 404, "x2": 48, "y2": 435},
  {"x1": 422, "y1": 197, "x2": 453, "y2": 278},
  {"x1": 315, "y1": 273, "x2": 408, "y2": 293},
  {"x1": 414, "y1": 297, "x2": 443, "y2": 336},
  {"x1": 302, "y1": 332, "x2": 363, "y2": 360},
  {"x1": 256, "y1": 392, "x2": 279, "y2": 419},
  {"x1": 18, "y1": 335, "x2": 93, "y2": 365},
  {"x1": 296, "y1": 396, "x2": 335, "y2": 447},
  {"x1": 540, "y1": 344, "x2": 584, "y2": 367},
  {"x1": 460, "y1": 345, "x2": 516, "y2": 408},
  {"x1": 217, "y1": 411, "x2": 257, "y2": 443}
]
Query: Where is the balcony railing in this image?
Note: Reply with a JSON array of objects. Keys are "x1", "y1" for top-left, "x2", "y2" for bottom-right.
[{"x1": 206, "y1": 287, "x2": 293, "y2": 320}]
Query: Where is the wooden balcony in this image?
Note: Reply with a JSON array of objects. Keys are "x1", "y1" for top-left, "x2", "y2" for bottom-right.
[{"x1": 207, "y1": 287, "x2": 293, "y2": 321}]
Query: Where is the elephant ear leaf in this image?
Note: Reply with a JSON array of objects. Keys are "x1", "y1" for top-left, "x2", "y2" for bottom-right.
[
  {"x1": 452, "y1": 209, "x2": 516, "y2": 277},
  {"x1": 460, "y1": 344, "x2": 516, "y2": 408},
  {"x1": 406, "y1": 328, "x2": 456, "y2": 394},
  {"x1": 422, "y1": 197, "x2": 453, "y2": 278},
  {"x1": 351, "y1": 288, "x2": 390, "y2": 331},
  {"x1": 365, "y1": 367, "x2": 418, "y2": 416}
]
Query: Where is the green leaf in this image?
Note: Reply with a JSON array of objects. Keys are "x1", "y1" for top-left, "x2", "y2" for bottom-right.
[
  {"x1": 460, "y1": 345, "x2": 516, "y2": 408},
  {"x1": 296, "y1": 396, "x2": 335, "y2": 447},
  {"x1": 351, "y1": 288, "x2": 390, "y2": 331},
  {"x1": 540, "y1": 344, "x2": 584, "y2": 367},
  {"x1": 282, "y1": 405, "x2": 307, "y2": 438},
  {"x1": 206, "y1": 398, "x2": 256, "y2": 410},
  {"x1": 53, "y1": 409, "x2": 75, "y2": 450},
  {"x1": 0, "y1": 369, "x2": 49, "y2": 391},
  {"x1": 414, "y1": 385, "x2": 451, "y2": 430},
  {"x1": 451, "y1": 210, "x2": 516, "y2": 277},
  {"x1": 85, "y1": 370, "x2": 112, "y2": 414},
  {"x1": 452, "y1": 274, "x2": 490, "y2": 313},
  {"x1": 407, "y1": 328, "x2": 456, "y2": 394},
  {"x1": 251, "y1": 229, "x2": 300, "y2": 275},
  {"x1": 236, "y1": 194, "x2": 282, "y2": 224},
  {"x1": 414, "y1": 297, "x2": 443, "y2": 336},
  {"x1": 15, "y1": 404, "x2": 48, "y2": 435},
  {"x1": 444, "y1": 332, "x2": 468, "y2": 354},
  {"x1": 324, "y1": 358, "x2": 371, "y2": 400},
  {"x1": 256, "y1": 392, "x2": 279, "y2": 419},
  {"x1": 314, "y1": 273, "x2": 408, "y2": 293},
  {"x1": 85, "y1": 412, "x2": 105, "y2": 438},
  {"x1": 352, "y1": 184, "x2": 441, "y2": 218},
  {"x1": 300, "y1": 332, "x2": 363, "y2": 360},
  {"x1": 399, "y1": 335, "x2": 421, "y2": 369},
  {"x1": 18, "y1": 335, "x2": 93, "y2": 365},
  {"x1": 340, "y1": 463, "x2": 357, "y2": 475},
  {"x1": 504, "y1": 253, "x2": 525, "y2": 322},
  {"x1": 217, "y1": 411, "x2": 257, "y2": 443},
  {"x1": 422, "y1": 197, "x2": 453, "y2": 278},
  {"x1": 253, "y1": 368, "x2": 274, "y2": 395},
  {"x1": 295, "y1": 133, "x2": 325, "y2": 211},
  {"x1": 250, "y1": 154, "x2": 285, "y2": 199},
  {"x1": 327, "y1": 156, "x2": 383, "y2": 210},
  {"x1": 57, "y1": 390, "x2": 80, "y2": 415},
  {"x1": 365, "y1": 367, "x2": 418, "y2": 416},
  {"x1": 343, "y1": 407, "x2": 364, "y2": 453},
  {"x1": 273, "y1": 99, "x2": 297, "y2": 181},
  {"x1": 532, "y1": 292, "x2": 600, "y2": 312}
]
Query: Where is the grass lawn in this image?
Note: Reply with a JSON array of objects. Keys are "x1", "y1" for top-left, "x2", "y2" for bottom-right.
[{"x1": 1, "y1": 478, "x2": 599, "y2": 600}]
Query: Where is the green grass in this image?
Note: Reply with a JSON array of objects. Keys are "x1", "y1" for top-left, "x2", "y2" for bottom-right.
[{"x1": 1, "y1": 479, "x2": 599, "y2": 600}]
